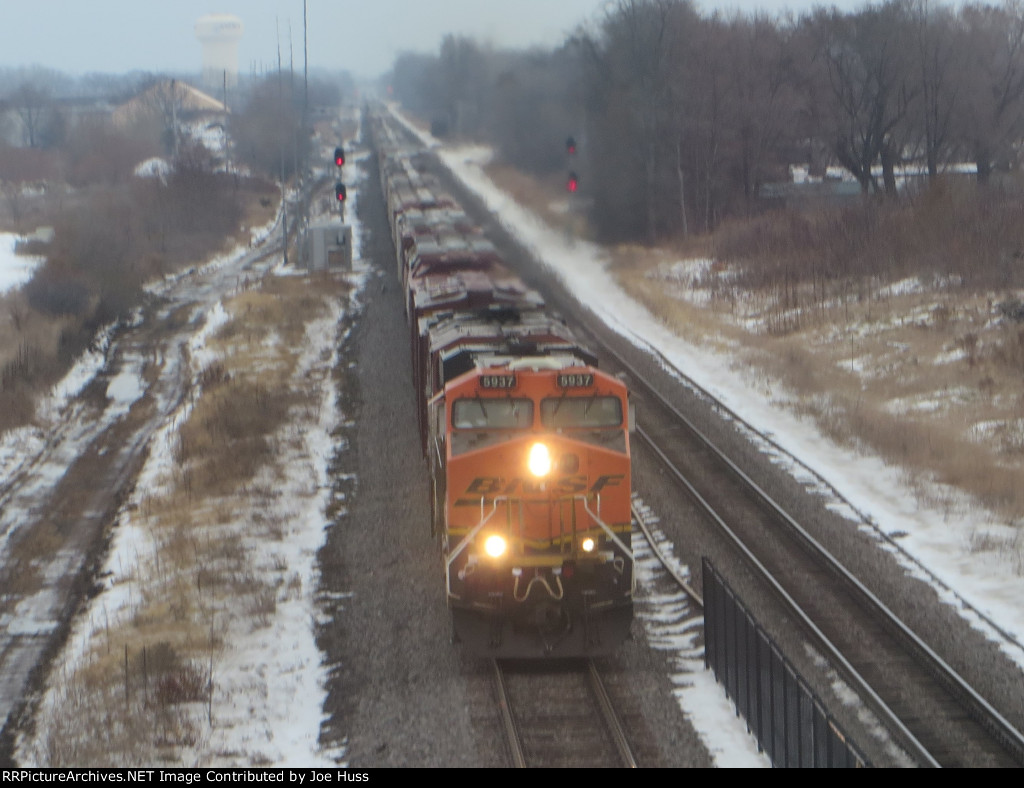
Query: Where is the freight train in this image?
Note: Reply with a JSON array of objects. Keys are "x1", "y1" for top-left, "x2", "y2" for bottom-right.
[{"x1": 371, "y1": 108, "x2": 635, "y2": 658}]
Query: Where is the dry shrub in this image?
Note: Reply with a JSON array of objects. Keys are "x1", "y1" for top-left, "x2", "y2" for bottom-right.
[
  {"x1": 0, "y1": 291, "x2": 82, "y2": 432},
  {"x1": 199, "y1": 361, "x2": 231, "y2": 390},
  {"x1": 129, "y1": 641, "x2": 211, "y2": 707},
  {"x1": 990, "y1": 325, "x2": 1024, "y2": 374},
  {"x1": 155, "y1": 663, "x2": 209, "y2": 706},
  {"x1": 714, "y1": 184, "x2": 1024, "y2": 300},
  {"x1": 27, "y1": 640, "x2": 210, "y2": 766},
  {"x1": 0, "y1": 388, "x2": 35, "y2": 433},
  {"x1": 175, "y1": 379, "x2": 295, "y2": 495}
]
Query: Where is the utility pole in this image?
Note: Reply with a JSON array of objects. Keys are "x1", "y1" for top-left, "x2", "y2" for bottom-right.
[
  {"x1": 303, "y1": 0, "x2": 309, "y2": 131},
  {"x1": 222, "y1": 69, "x2": 233, "y2": 178},
  {"x1": 277, "y1": 19, "x2": 287, "y2": 266},
  {"x1": 170, "y1": 78, "x2": 179, "y2": 159}
]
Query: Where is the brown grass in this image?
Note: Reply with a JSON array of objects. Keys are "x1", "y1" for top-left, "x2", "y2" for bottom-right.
[
  {"x1": 618, "y1": 205, "x2": 1024, "y2": 532},
  {"x1": 20, "y1": 266, "x2": 352, "y2": 765},
  {"x1": 0, "y1": 290, "x2": 77, "y2": 431}
]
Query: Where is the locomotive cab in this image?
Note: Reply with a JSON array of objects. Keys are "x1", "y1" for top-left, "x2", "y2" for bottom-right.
[{"x1": 431, "y1": 356, "x2": 635, "y2": 657}]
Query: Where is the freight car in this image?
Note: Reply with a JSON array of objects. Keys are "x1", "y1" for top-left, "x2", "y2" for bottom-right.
[{"x1": 372, "y1": 109, "x2": 635, "y2": 657}]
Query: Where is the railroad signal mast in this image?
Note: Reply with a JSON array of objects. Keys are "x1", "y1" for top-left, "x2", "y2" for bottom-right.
[
  {"x1": 566, "y1": 136, "x2": 578, "y2": 193},
  {"x1": 334, "y1": 144, "x2": 346, "y2": 217},
  {"x1": 565, "y1": 137, "x2": 580, "y2": 240}
]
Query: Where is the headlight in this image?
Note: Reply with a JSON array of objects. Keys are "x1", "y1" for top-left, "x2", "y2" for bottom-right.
[
  {"x1": 527, "y1": 442, "x2": 552, "y2": 477},
  {"x1": 581, "y1": 537, "x2": 596, "y2": 553},
  {"x1": 484, "y1": 534, "x2": 507, "y2": 558}
]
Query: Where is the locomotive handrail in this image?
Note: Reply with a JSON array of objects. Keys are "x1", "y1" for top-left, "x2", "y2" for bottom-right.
[
  {"x1": 444, "y1": 496, "x2": 510, "y2": 588},
  {"x1": 580, "y1": 496, "x2": 634, "y2": 561}
]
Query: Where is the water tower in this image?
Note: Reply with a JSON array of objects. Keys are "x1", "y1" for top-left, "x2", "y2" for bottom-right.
[{"x1": 195, "y1": 14, "x2": 244, "y2": 90}]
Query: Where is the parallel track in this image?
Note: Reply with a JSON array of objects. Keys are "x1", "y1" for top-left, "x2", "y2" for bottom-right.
[{"x1": 614, "y1": 346, "x2": 1024, "y2": 767}]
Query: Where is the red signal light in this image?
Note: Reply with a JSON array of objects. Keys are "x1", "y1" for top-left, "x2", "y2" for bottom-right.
[
  {"x1": 567, "y1": 171, "x2": 578, "y2": 193},
  {"x1": 334, "y1": 146, "x2": 345, "y2": 167},
  {"x1": 566, "y1": 136, "x2": 576, "y2": 155},
  {"x1": 335, "y1": 183, "x2": 347, "y2": 202}
]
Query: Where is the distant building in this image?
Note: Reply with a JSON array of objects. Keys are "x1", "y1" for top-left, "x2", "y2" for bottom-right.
[
  {"x1": 112, "y1": 80, "x2": 227, "y2": 129},
  {"x1": 112, "y1": 80, "x2": 229, "y2": 164}
]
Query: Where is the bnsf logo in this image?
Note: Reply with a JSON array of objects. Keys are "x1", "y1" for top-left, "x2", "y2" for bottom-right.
[{"x1": 454, "y1": 475, "x2": 625, "y2": 506}]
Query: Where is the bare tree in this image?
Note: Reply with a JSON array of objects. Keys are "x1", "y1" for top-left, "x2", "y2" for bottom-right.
[
  {"x1": 10, "y1": 82, "x2": 53, "y2": 149},
  {"x1": 579, "y1": 0, "x2": 683, "y2": 241},
  {"x1": 438, "y1": 35, "x2": 491, "y2": 137},
  {"x1": 487, "y1": 46, "x2": 583, "y2": 175},
  {"x1": 136, "y1": 78, "x2": 191, "y2": 157},
  {"x1": 722, "y1": 14, "x2": 796, "y2": 207},
  {"x1": 0, "y1": 143, "x2": 56, "y2": 231},
  {"x1": 803, "y1": 1, "x2": 918, "y2": 194},
  {"x1": 908, "y1": 0, "x2": 964, "y2": 177},
  {"x1": 957, "y1": 0, "x2": 1024, "y2": 183},
  {"x1": 231, "y1": 75, "x2": 309, "y2": 181},
  {"x1": 63, "y1": 116, "x2": 160, "y2": 187}
]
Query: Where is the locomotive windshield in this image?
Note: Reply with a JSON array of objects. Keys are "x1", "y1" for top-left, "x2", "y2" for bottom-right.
[
  {"x1": 540, "y1": 396, "x2": 622, "y2": 429},
  {"x1": 452, "y1": 397, "x2": 533, "y2": 429}
]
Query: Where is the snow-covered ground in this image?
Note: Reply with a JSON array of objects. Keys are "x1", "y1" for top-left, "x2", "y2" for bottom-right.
[
  {"x1": 19, "y1": 103, "x2": 1023, "y2": 767},
  {"x1": 0, "y1": 233, "x2": 43, "y2": 294},
  {"x1": 5, "y1": 183, "x2": 344, "y2": 763},
  {"x1": 386, "y1": 104, "x2": 1024, "y2": 753}
]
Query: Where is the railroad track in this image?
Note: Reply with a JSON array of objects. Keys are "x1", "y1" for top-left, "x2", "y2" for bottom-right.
[
  {"x1": 492, "y1": 658, "x2": 637, "y2": 768},
  {"x1": 611, "y1": 343, "x2": 1024, "y2": 768},
  {"x1": 389, "y1": 114, "x2": 1024, "y2": 766},
  {"x1": 489, "y1": 504, "x2": 709, "y2": 770}
]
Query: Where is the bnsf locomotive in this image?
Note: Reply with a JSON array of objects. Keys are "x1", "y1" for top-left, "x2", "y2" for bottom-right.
[{"x1": 371, "y1": 109, "x2": 635, "y2": 657}]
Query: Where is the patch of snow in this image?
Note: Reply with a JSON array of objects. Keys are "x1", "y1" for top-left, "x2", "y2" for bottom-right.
[
  {"x1": 134, "y1": 157, "x2": 171, "y2": 180},
  {"x1": 0, "y1": 233, "x2": 44, "y2": 294}
]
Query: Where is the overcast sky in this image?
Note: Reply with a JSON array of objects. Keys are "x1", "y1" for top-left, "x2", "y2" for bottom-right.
[{"x1": 0, "y1": 0, "x2": 868, "y2": 80}]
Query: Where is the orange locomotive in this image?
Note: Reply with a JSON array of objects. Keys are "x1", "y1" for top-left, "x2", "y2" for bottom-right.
[
  {"x1": 372, "y1": 108, "x2": 635, "y2": 657},
  {"x1": 428, "y1": 354, "x2": 635, "y2": 657}
]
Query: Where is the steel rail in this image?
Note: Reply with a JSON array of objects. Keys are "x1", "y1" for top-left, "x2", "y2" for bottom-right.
[
  {"x1": 491, "y1": 659, "x2": 526, "y2": 768},
  {"x1": 586, "y1": 658, "x2": 638, "y2": 768},
  {"x1": 635, "y1": 425, "x2": 940, "y2": 767},
  {"x1": 615, "y1": 333, "x2": 1024, "y2": 764},
  {"x1": 492, "y1": 658, "x2": 638, "y2": 768},
  {"x1": 631, "y1": 502, "x2": 704, "y2": 608}
]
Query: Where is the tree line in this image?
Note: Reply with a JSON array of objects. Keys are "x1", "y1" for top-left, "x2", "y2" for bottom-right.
[
  {"x1": 0, "y1": 68, "x2": 349, "y2": 433},
  {"x1": 388, "y1": 0, "x2": 1024, "y2": 243}
]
